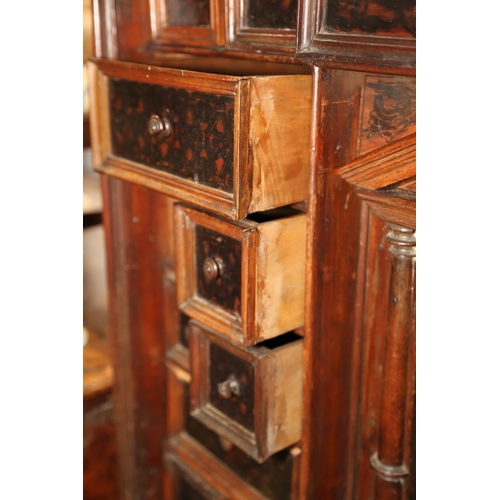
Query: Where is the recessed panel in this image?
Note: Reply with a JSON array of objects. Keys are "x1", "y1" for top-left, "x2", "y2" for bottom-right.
[
  {"x1": 244, "y1": 0, "x2": 298, "y2": 30},
  {"x1": 167, "y1": 0, "x2": 211, "y2": 27},
  {"x1": 323, "y1": 0, "x2": 416, "y2": 38},
  {"x1": 109, "y1": 78, "x2": 235, "y2": 193}
]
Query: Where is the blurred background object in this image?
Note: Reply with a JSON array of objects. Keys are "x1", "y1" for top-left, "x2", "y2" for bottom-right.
[{"x1": 83, "y1": 0, "x2": 118, "y2": 497}]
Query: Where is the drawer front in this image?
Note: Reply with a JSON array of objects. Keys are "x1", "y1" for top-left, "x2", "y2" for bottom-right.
[
  {"x1": 175, "y1": 204, "x2": 306, "y2": 346},
  {"x1": 195, "y1": 225, "x2": 242, "y2": 316},
  {"x1": 109, "y1": 78, "x2": 235, "y2": 193},
  {"x1": 209, "y1": 342, "x2": 255, "y2": 431},
  {"x1": 89, "y1": 58, "x2": 311, "y2": 219},
  {"x1": 190, "y1": 321, "x2": 303, "y2": 463}
]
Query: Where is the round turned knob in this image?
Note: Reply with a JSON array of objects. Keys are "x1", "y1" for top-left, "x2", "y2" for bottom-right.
[
  {"x1": 218, "y1": 436, "x2": 233, "y2": 451},
  {"x1": 148, "y1": 114, "x2": 173, "y2": 137},
  {"x1": 203, "y1": 257, "x2": 223, "y2": 281},
  {"x1": 217, "y1": 375, "x2": 240, "y2": 399}
]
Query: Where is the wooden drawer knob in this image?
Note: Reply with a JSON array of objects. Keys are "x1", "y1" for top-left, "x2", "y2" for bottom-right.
[
  {"x1": 148, "y1": 114, "x2": 172, "y2": 137},
  {"x1": 217, "y1": 374, "x2": 240, "y2": 399},
  {"x1": 202, "y1": 257, "x2": 224, "y2": 281}
]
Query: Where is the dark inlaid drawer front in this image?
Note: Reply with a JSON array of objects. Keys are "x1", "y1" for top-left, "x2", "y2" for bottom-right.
[
  {"x1": 195, "y1": 225, "x2": 242, "y2": 317},
  {"x1": 175, "y1": 204, "x2": 307, "y2": 346},
  {"x1": 190, "y1": 321, "x2": 303, "y2": 463},
  {"x1": 89, "y1": 58, "x2": 312, "y2": 219},
  {"x1": 109, "y1": 79, "x2": 235, "y2": 193}
]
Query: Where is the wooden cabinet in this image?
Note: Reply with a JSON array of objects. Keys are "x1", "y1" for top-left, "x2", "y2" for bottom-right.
[{"x1": 90, "y1": 0, "x2": 416, "y2": 498}]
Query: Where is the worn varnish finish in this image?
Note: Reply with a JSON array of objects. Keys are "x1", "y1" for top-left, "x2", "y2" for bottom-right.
[
  {"x1": 175, "y1": 204, "x2": 307, "y2": 345},
  {"x1": 100, "y1": 177, "x2": 169, "y2": 500},
  {"x1": 189, "y1": 321, "x2": 303, "y2": 463}
]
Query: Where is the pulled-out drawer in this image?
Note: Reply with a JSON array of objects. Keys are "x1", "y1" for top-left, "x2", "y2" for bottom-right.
[
  {"x1": 189, "y1": 321, "x2": 303, "y2": 463},
  {"x1": 174, "y1": 204, "x2": 306, "y2": 346},
  {"x1": 88, "y1": 57, "x2": 312, "y2": 219}
]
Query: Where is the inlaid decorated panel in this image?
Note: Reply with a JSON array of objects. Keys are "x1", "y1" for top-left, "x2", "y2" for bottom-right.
[
  {"x1": 109, "y1": 78, "x2": 235, "y2": 193},
  {"x1": 195, "y1": 225, "x2": 242, "y2": 317},
  {"x1": 244, "y1": 0, "x2": 298, "y2": 30},
  {"x1": 167, "y1": 0, "x2": 211, "y2": 27},
  {"x1": 324, "y1": 0, "x2": 416, "y2": 38},
  {"x1": 209, "y1": 342, "x2": 255, "y2": 431},
  {"x1": 358, "y1": 75, "x2": 416, "y2": 155}
]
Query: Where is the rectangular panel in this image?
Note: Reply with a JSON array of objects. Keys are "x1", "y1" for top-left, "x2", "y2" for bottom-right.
[
  {"x1": 109, "y1": 78, "x2": 235, "y2": 193},
  {"x1": 297, "y1": 0, "x2": 416, "y2": 74},
  {"x1": 167, "y1": 0, "x2": 211, "y2": 27}
]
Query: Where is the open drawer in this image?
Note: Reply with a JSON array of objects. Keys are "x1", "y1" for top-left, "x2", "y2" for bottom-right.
[{"x1": 88, "y1": 57, "x2": 312, "y2": 219}]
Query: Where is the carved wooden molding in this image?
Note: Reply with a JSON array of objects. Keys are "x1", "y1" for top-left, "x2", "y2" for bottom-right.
[{"x1": 338, "y1": 133, "x2": 416, "y2": 191}]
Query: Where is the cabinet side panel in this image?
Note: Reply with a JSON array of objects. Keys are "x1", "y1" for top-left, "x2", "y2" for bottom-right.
[{"x1": 102, "y1": 177, "x2": 169, "y2": 500}]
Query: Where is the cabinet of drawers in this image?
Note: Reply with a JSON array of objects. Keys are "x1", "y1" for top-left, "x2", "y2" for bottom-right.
[{"x1": 90, "y1": 0, "x2": 416, "y2": 498}]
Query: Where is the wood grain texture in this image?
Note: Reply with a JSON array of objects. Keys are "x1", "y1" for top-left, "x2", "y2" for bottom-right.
[
  {"x1": 254, "y1": 214, "x2": 307, "y2": 342},
  {"x1": 101, "y1": 177, "x2": 170, "y2": 500},
  {"x1": 300, "y1": 67, "x2": 416, "y2": 500},
  {"x1": 247, "y1": 75, "x2": 312, "y2": 214}
]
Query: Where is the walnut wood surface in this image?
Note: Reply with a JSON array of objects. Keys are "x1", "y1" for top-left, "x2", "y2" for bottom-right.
[
  {"x1": 300, "y1": 68, "x2": 415, "y2": 500},
  {"x1": 101, "y1": 177, "x2": 170, "y2": 500}
]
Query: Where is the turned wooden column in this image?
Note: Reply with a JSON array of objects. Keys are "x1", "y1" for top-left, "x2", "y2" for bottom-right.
[{"x1": 371, "y1": 223, "x2": 416, "y2": 500}]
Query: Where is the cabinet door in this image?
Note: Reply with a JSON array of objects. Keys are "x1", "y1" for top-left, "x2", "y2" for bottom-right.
[{"x1": 297, "y1": 0, "x2": 416, "y2": 74}]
